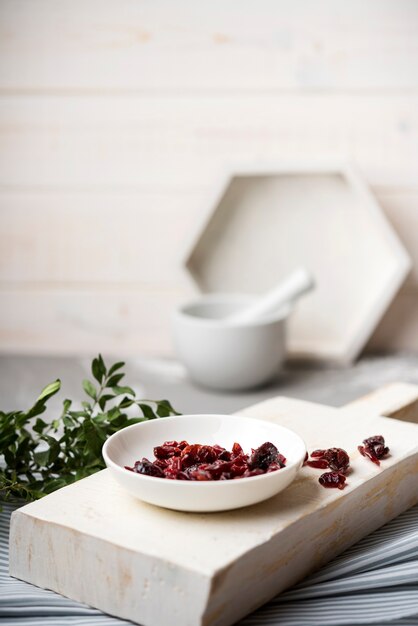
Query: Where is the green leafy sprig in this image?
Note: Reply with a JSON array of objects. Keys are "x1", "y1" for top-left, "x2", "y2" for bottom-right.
[{"x1": 0, "y1": 355, "x2": 179, "y2": 506}]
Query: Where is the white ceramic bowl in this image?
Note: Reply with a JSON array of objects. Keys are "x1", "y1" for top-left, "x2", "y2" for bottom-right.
[
  {"x1": 102, "y1": 414, "x2": 306, "y2": 512},
  {"x1": 172, "y1": 294, "x2": 290, "y2": 391}
]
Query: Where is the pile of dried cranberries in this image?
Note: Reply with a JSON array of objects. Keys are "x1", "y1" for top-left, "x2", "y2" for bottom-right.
[
  {"x1": 305, "y1": 435, "x2": 389, "y2": 490},
  {"x1": 125, "y1": 440, "x2": 286, "y2": 481},
  {"x1": 305, "y1": 447, "x2": 350, "y2": 490}
]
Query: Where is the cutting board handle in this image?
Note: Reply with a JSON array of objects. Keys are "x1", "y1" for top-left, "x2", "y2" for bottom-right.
[{"x1": 342, "y1": 382, "x2": 418, "y2": 423}]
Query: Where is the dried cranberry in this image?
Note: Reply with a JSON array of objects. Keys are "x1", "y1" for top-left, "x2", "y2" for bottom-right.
[
  {"x1": 311, "y1": 449, "x2": 326, "y2": 458},
  {"x1": 306, "y1": 447, "x2": 350, "y2": 474},
  {"x1": 189, "y1": 469, "x2": 212, "y2": 481},
  {"x1": 306, "y1": 458, "x2": 329, "y2": 469},
  {"x1": 196, "y1": 445, "x2": 219, "y2": 464},
  {"x1": 213, "y1": 444, "x2": 231, "y2": 461},
  {"x1": 131, "y1": 459, "x2": 164, "y2": 478},
  {"x1": 242, "y1": 468, "x2": 265, "y2": 478},
  {"x1": 192, "y1": 459, "x2": 233, "y2": 480},
  {"x1": 164, "y1": 456, "x2": 183, "y2": 476},
  {"x1": 232, "y1": 442, "x2": 244, "y2": 458},
  {"x1": 250, "y1": 442, "x2": 282, "y2": 470},
  {"x1": 230, "y1": 462, "x2": 247, "y2": 477},
  {"x1": 319, "y1": 471, "x2": 346, "y2": 490},
  {"x1": 266, "y1": 462, "x2": 284, "y2": 473},
  {"x1": 154, "y1": 443, "x2": 180, "y2": 459},
  {"x1": 358, "y1": 435, "x2": 389, "y2": 466},
  {"x1": 326, "y1": 448, "x2": 350, "y2": 473},
  {"x1": 180, "y1": 444, "x2": 202, "y2": 467}
]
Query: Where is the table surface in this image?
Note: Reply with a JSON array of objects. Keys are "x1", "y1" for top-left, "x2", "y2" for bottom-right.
[{"x1": 2, "y1": 352, "x2": 418, "y2": 415}]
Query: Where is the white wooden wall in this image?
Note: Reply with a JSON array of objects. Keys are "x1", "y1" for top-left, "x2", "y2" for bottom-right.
[{"x1": 1, "y1": 0, "x2": 418, "y2": 356}]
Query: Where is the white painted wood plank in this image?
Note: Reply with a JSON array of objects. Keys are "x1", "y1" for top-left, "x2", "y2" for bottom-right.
[
  {"x1": 1, "y1": 0, "x2": 418, "y2": 91},
  {"x1": 0, "y1": 190, "x2": 202, "y2": 283},
  {"x1": 1, "y1": 95, "x2": 418, "y2": 188},
  {"x1": 0, "y1": 187, "x2": 417, "y2": 286},
  {"x1": 9, "y1": 391, "x2": 418, "y2": 626},
  {"x1": 1, "y1": 287, "x2": 418, "y2": 356},
  {"x1": 0, "y1": 288, "x2": 191, "y2": 356}
]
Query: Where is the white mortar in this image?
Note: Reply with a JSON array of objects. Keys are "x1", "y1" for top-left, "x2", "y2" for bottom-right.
[{"x1": 172, "y1": 294, "x2": 290, "y2": 391}]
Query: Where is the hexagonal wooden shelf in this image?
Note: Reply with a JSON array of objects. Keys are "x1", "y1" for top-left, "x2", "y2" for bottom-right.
[{"x1": 184, "y1": 162, "x2": 411, "y2": 363}]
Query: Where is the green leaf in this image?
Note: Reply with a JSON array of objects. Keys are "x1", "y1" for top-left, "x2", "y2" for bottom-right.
[
  {"x1": 107, "y1": 407, "x2": 122, "y2": 422},
  {"x1": 160, "y1": 399, "x2": 180, "y2": 416},
  {"x1": 83, "y1": 379, "x2": 97, "y2": 400},
  {"x1": 98, "y1": 354, "x2": 107, "y2": 377},
  {"x1": 36, "y1": 380, "x2": 61, "y2": 404},
  {"x1": 33, "y1": 418, "x2": 48, "y2": 434},
  {"x1": 33, "y1": 436, "x2": 60, "y2": 466},
  {"x1": 45, "y1": 436, "x2": 60, "y2": 463},
  {"x1": 67, "y1": 410, "x2": 87, "y2": 418},
  {"x1": 106, "y1": 373, "x2": 124, "y2": 388},
  {"x1": 15, "y1": 411, "x2": 30, "y2": 428},
  {"x1": 61, "y1": 399, "x2": 72, "y2": 415},
  {"x1": 155, "y1": 399, "x2": 179, "y2": 417},
  {"x1": 138, "y1": 403, "x2": 157, "y2": 420},
  {"x1": 107, "y1": 361, "x2": 125, "y2": 377},
  {"x1": 82, "y1": 420, "x2": 104, "y2": 457},
  {"x1": 118, "y1": 396, "x2": 134, "y2": 409},
  {"x1": 91, "y1": 358, "x2": 103, "y2": 384},
  {"x1": 93, "y1": 412, "x2": 109, "y2": 423},
  {"x1": 98, "y1": 394, "x2": 114, "y2": 411},
  {"x1": 63, "y1": 415, "x2": 75, "y2": 428},
  {"x1": 43, "y1": 477, "x2": 68, "y2": 493},
  {"x1": 112, "y1": 385, "x2": 135, "y2": 397},
  {"x1": 33, "y1": 448, "x2": 49, "y2": 466}
]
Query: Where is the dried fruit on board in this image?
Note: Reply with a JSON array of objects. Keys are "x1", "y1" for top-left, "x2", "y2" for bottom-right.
[
  {"x1": 308, "y1": 448, "x2": 350, "y2": 473},
  {"x1": 318, "y1": 472, "x2": 347, "y2": 490},
  {"x1": 358, "y1": 435, "x2": 389, "y2": 466},
  {"x1": 305, "y1": 447, "x2": 350, "y2": 490}
]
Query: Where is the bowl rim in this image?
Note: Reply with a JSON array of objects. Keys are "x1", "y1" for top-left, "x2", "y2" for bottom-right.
[
  {"x1": 102, "y1": 413, "x2": 306, "y2": 487},
  {"x1": 173, "y1": 293, "x2": 292, "y2": 328}
]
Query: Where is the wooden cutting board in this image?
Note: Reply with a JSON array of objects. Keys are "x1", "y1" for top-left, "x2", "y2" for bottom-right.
[{"x1": 9, "y1": 383, "x2": 418, "y2": 626}]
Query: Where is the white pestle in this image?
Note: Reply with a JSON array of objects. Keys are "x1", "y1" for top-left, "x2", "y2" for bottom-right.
[{"x1": 224, "y1": 267, "x2": 315, "y2": 325}]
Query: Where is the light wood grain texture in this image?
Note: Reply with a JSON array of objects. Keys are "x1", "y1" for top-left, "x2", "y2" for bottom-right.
[
  {"x1": 0, "y1": 188, "x2": 417, "y2": 286},
  {"x1": 1, "y1": 95, "x2": 418, "y2": 188},
  {"x1": 1, "y1": 0, "x2": 417, "y2": 91},
  {"x1": 9, "y1": 385, "x2": 418, "y2": 626},
  {"x1": 1, "y1": 287, "x2": 417, "y2": 357},
  {"x1": 0, "y1": 190, "x2": 201, "y2": 284},
  {"x1": 0, "y1": 288, "x2": 190, "y2": 356}
]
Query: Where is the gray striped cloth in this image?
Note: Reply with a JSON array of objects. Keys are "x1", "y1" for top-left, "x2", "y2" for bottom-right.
[{"x1": 1, "y1": 503, "x2": 417, "y2": 626}]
